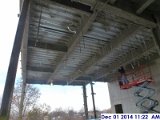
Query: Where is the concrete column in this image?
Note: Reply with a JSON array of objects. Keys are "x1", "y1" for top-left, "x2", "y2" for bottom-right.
[
  {"x1": 0, "y1": 0, "x2": 30, "y2": 119},
  {"x1": 90, "y1": 82, "x2": 97, "y2": 119},
  {"x1": 82, "y1": 85, "x2": 88, "y2": 120}
]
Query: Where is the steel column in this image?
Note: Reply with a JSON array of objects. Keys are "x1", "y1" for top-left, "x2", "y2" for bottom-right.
[
  {"x1": 90, "y1": 82, "x2": 97, "y2": 119},
  {"x1": 82, "y1": 85, "x2": 88, "y2": 120},
  {"x1": 18, "y1": 81, "x2": 26, "y2": 120},
  {"x1": 0, "y1": 0, "x2": 30, "y2": 118}
]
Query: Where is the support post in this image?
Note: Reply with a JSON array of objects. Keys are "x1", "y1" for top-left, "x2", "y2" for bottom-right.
[
  {"x1": 0, "y1": 0, "x2": 30, "y2": 119},
  {"x1": 82, "y1": 85, "x2": 88, "y2": 120},
  {"x1": 18, "y1": 81, "x2": 26, "y2": 120},
  {"x1": 90, "y1": 82, "x2": 97, "y2": 119}
]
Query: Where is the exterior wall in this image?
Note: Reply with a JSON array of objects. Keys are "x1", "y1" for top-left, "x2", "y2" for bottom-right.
[
  {"x1": 108, "y1": 58, "x2": 160, "y2": 113},
  {"x1": 150, "y1": 58, "x2": 160, "y2": 111},
  {"x1": 108, "y1": 81, "x2": 139, "y2": 113}
]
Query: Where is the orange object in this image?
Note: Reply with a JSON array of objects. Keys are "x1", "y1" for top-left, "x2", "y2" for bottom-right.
[{"x1": 119, "y1": 65, "x2": 153, "y2": 89}]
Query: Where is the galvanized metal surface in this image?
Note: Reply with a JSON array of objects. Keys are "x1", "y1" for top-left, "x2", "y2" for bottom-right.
[{"x1": 23, "y1": 0, "x2": 160, "y2": 85}]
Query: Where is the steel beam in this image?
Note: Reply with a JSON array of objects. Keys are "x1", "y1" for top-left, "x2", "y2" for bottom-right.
[
  {"x1": 26, "y1": 79, "x2": 87, "y2": 86},
  {"x1": 136, "y1": 0, "x2": 155, "y2": 14},
  {"x1": 52, "y1": 0, "x2": 156, "y2": 28},
  {"x1": 27, "y1": 66, "x2": 54, "y2": 73},
  {"x1": 50, "y1": 0, "x2": 92, "y2": 14},
  {"x1": 53, "y1": 0, "x2": 156, "y2": 28},
  {"x1": 90, "y1": 82, "x2": 97, "y2": 119},
  {"x1": 48, "y1": 1, "x2": 110, "y2": 83},
  {"x1": 50, "y1": 0, "x2": 155, "y2": 28},
  {"x1": 69, "y1": 24, "x2": 140, "y2": 81},
  {"x1": 28, "y1": 40, "x2": 68, "y2": 53},
  {"x1": 0, "y1": 0, "x2": 30, "y2": 118},
  {"x1": 82, "y1": 85, "x2": 88, "y2": 120},
  {"x1": 104, "y1": 3, "x2": 156, "y2": 28}
]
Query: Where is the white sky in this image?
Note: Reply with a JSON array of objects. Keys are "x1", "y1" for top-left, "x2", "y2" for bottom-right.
[
  {"x1": 0, "y1": 0, "x2": 111, "y2": 111},
  {"x1": 0, "y1": 0, "x2": 19, "y2": 95},
  {"x1": 35, "y1": 82, "x2": 111, "y2": 111}
]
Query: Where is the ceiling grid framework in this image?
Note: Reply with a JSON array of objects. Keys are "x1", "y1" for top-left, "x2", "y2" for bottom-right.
[{"x1": 22, "y1": 0, "x2": 160, "y2": 85}]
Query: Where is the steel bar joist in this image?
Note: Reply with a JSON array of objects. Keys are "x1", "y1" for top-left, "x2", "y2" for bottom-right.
[
  {"x1": 69, "y1": 24, "x2": 140, "y2": 81},
  {"x1": 0, "y1": 0, "x2": 30, "y2": 118},
  {"x1": 96, "y1": 42, "x2": 158, "y2": 81},
  {"x1": 48, "y1": 0, "x2": 110, "y2": 83},
  {"x1": 19, "y1": 0, "x2": 159, "y2": 86},
  {"x1": 46, "y1": 0, "x2": 156, "y2": 84}
]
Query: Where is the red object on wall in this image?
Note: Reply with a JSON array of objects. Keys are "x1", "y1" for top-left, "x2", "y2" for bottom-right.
[{"x1": 119, "y1": 65, "x2": 153, "y2": 89}]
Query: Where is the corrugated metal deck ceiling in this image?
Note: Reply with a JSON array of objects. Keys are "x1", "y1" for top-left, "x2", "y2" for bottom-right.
[{"x1": 22, "y1": 0, "x2": 160, "y2": 85}]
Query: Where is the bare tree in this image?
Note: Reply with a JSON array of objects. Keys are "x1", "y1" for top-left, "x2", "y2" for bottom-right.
[
  {"x1": 10, "y1": 81, "x2": 40, "y2": 120},
  {"x1": 51, "y1": 107, "x2": 66, "y2": 120},
  {"x1": 50, "y1": 108, "x2": 85, "y2": 120},
  {"x1": 27, "y1": 103, "x2": 51, "y2": 120}
]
